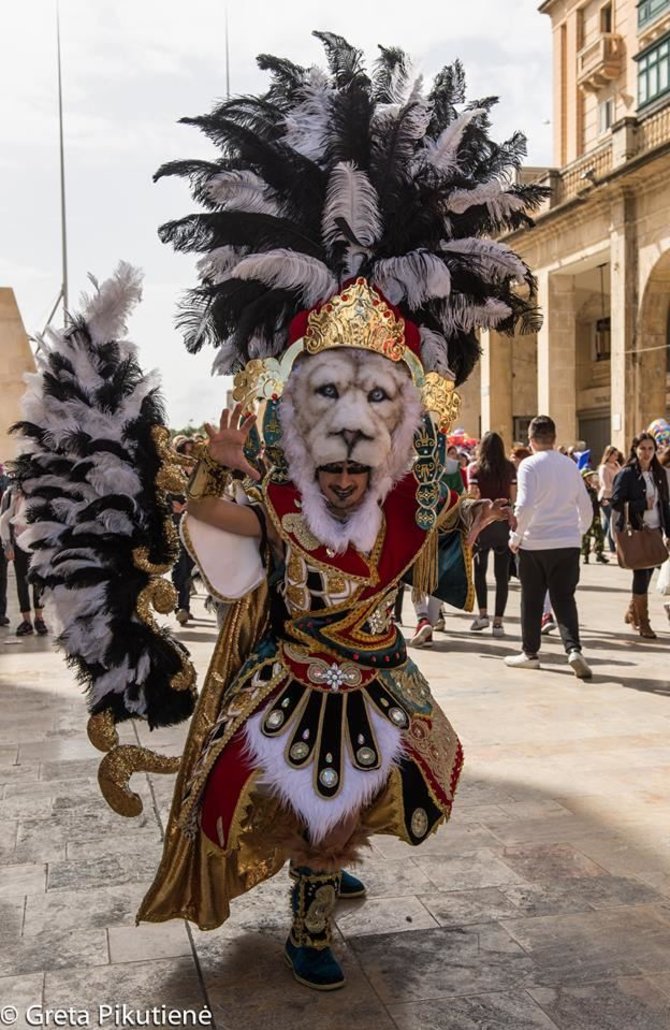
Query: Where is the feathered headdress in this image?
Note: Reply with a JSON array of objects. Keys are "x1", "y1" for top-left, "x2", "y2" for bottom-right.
[{"x1": 156, "y1": 32, "x2": 547, "y2": 420}]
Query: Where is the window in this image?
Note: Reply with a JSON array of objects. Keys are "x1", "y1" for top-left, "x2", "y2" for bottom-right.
[
  {"x1": 600, "y1": 2, "x2": 613, "y2": 32},
  {"x1": 638, "y1": 0, "x2": 670, "y2": 30},
  {"x1": 513, "y1": 417, "x2": 534, "y2": 443},
  {"x1": 598, "y1": 98, "x2": 615, "y2": 133},
  {"x1": 637, "y1": 35, "x2": 670, "y2": 106}
]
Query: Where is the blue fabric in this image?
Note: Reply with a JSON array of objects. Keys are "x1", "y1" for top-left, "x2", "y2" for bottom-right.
[{"x1": 403, "y1": 529, "x2": 470, "y2": 610}]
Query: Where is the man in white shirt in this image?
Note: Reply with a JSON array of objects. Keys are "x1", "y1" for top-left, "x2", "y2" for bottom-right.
[{"x1": 505, "y1": 415, "x2": 594, "y2": 679}]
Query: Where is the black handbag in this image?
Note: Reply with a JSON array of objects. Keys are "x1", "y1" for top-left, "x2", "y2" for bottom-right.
[{"x1": 614, "y1": 504, "x2": 668, "y2": 570}]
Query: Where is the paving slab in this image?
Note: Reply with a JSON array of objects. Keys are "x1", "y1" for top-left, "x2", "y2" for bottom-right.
[{"x1": 0, "y1": 561, "x2": 670, "y2": 1029}]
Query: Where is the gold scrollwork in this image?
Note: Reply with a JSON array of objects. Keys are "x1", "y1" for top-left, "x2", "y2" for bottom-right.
[
  {"x1": 304, "y1": 884, "x2": 337, "y2": 933},
  {"x1": 152, "y1": 425, "x2": 189, "y2": 494},
  {"x1": 87, "y1": 711, "x2": 181, "y2": 817},
  {"x1": 421, "y1": 372, "x2": 461, "y2": 435},
  {"x1": 98, "y1": 745, "x2": 180, "y2": 817}
]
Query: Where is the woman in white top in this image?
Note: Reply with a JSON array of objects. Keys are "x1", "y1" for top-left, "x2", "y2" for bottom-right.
[
  {"x1": 611, "y1": 433, "x2": 670, "y2": 639},
  {"x1": 597, "y1": 445, "x2": 621, "y2": 553}
]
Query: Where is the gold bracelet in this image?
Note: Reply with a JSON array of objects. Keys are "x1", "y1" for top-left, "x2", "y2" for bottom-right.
[{"x1": 186, "y1": 448, "x2": 231, "y2": 500}]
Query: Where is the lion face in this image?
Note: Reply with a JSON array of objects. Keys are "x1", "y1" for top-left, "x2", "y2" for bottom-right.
[
  {"x1": 286, "y1": 349, "x2": 409, "y2": 471},
  {"x1": 279, "y1": 348, "x2": 423, "y2": 552}
]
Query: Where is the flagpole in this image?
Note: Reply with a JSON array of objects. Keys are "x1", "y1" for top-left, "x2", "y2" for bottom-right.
[
  {"x1": 57, "y1": 1, "x2": 68, "y2": 317},
  {"x1": 225, "y1": 7, "x2": 230, "y2": 100}
]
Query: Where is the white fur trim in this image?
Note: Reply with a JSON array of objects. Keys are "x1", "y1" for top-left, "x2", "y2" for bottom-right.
[{"x1": 243, "y1": 698, "x2": 404, "y2": 842}]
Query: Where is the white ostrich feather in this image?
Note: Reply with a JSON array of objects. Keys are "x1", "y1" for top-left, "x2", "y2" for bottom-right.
[
  {"x1": 322, "y1": 162, "x2": 383, "y2": 252},
  {"x1": 374, "y1": 94, "x2": 432, "y2": 142},
  {"x1": 78, "y1": 261, "x2": 143, "y2": 344},
  {"x1": 441, "y1": 296, "x2": 513, "y2": 334},
  {"x1": 205, "y1": 170, "x2": 280, "y2": 215},
  {"x1": 196, "y1": 246, "x2": 241, "y2": 284},
  {"x1": 230, "y1": 250, "x2": 337, "y2": 308},
  {"x1": 419, "y1": 327, "x2": 456, "y2": 380},
  {"x1": 421, "y1": 108, "x2": 485, "y2": 174},
  {"x1": 447, "y1": 180, "x2": 527, "y2": 219},
  {"x1": 283, "y1": 67, "x2": 333, "y2": 161},
  {"x1": 372, "y1": 252, "x2": 451, "y2": 309},
  {"x1": 210, "y1": 338, "x2": 239, "y2": 376},
  {"x1": 440, "y1": 237, "x2": 529, "y2": 283}
]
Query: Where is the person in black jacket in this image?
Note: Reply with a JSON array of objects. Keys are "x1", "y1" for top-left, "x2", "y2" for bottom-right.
[{"x1": 611, "y1": 432, "x2": 670, "y2": 639}]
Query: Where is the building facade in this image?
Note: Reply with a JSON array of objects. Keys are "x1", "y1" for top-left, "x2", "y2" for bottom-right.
[
  {"x1": 0, "y1": 289, "x2": 36, "y2": 461},
  {"x1": 478, "y1": 0, "x2": 670, "y2": 457}
]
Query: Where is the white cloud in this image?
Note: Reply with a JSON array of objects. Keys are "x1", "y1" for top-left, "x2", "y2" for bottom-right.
[{"x1": 0, "y1": 0, "x2": 552, "y2": 427}]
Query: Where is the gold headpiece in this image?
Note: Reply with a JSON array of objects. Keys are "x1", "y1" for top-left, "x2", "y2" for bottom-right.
[
  {"x1": 232, "y1": 277, "x2": 460, "y2": 433},
  {"x1": 303, "y1": 279, "x2": 406, "y2": 362}
]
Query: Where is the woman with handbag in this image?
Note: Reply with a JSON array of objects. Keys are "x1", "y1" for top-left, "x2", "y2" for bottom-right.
[
  {"x1": 468, "y1": 431, "x2": 517, "y2": 637},
  {"x1": 611, "y1": 432, "x2": 670, "y2": 639}
]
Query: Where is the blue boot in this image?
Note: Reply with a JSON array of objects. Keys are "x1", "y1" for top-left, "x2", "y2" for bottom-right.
[
  {"x1": 338, "y1": 869, "x2": 366, "y2": 899},
  {"x1": 285, "y1": 867, "x2": 345, "y2": 990}
]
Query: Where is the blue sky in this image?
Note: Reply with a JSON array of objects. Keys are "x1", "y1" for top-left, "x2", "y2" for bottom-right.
[{"x1": 1, "y1": 0, "x2": 553, "y2": 428}]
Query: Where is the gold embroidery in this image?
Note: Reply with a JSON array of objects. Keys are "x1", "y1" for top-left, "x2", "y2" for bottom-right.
[{"x1": 281, "y1": 513, "x2": 322, "y2": 552}]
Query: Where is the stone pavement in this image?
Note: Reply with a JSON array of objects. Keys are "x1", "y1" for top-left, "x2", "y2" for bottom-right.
[{"x1": 1, "y1": 560, "x2": 670, "y2": 1030}]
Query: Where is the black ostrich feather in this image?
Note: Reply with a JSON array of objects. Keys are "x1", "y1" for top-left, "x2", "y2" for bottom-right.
[
  {"x1": 11, "y1": 263, "x2": 196, "y2": 731},
  {"x1": 157, "y1": 34, "x2": 545, "y2": 383}
]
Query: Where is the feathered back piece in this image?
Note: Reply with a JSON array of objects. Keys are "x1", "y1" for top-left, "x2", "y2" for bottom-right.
[
  {"x1": 12, "y1": 263, "x2": 196, "y2": 734},
  {"x1": 156, "y1": 33, "x2": 548, "y2": 386}
]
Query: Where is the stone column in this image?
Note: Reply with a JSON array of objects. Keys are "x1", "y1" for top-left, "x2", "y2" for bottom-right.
[
  {"x1": 609, "y1": 190, "x2": 638, "y2": 452},
  {"x1": 536, "y1": 270, "x2": 578, "y2": 446},
  {"x1": 480, "y1": 329, "x2": 513, "y2": 444},
  {"x1": 0, "y1": 289, "x2": 36, "y2": 460}
]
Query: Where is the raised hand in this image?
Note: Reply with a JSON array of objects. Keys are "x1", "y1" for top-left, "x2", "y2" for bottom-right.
[
  {"x1": 203, "y1": 403, "x2": 260, "y2": 481},
  {"x1": 466, "y1": 498, "x2": 514, "y2": 548}
]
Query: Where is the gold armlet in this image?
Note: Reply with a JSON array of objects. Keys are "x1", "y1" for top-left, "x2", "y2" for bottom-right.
[{"x1": 186, "y1": 450, "x2": 231, "y2": 501}]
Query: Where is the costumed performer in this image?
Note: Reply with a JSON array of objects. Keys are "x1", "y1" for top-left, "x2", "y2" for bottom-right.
[{"x1": 13, "y1": 33, "x2": 547, "y2": 993}]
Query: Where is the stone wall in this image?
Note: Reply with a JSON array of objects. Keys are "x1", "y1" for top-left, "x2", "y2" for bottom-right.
[{"x1": 0, "y1": 289, "x2": 35, "y2": 462}]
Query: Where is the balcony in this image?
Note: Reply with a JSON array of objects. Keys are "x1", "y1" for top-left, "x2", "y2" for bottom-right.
[{"x1": 577, "y1": 34, "x2": 625, "y2": 92}]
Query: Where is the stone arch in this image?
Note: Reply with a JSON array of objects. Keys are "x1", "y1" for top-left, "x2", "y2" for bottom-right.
[{"x1": 636, "y1": 248, "x2": 670, "y2": 430}]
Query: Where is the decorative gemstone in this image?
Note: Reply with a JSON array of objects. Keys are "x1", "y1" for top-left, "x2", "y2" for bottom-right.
[
  {"x1": 265, "y1": 710, "x2": 285, "y2": 730},
  {"x1": 302, "y1": 729, "x2": 310, "y2": 740},
  {"x1": 410, "y1": 807, "x2": 429, "y2": 838},
  {"x1": 326, "y1": 548, "x2": 335, "y2": 557},
  {"x1": 281, "y1": 697, "x2": 291, "y2": 707},
  {"x1": 356, "y1": 746, "x2": 376, "y2": 766},
  {"x1": 325, "y1": 752, "x2": 333, "y2": 763},
  {"x1": 357, "y1": 734, "x2": 365, "y2": 745},
  {"x1": 319, "y1": 768, "x2": 339, "y2": 788},
  {"x1": 290, "y1": 742, "x2": 310, "y2": 761},
  {"x1": 389, "y1": 706, "x2": 408, "y2": 727}
]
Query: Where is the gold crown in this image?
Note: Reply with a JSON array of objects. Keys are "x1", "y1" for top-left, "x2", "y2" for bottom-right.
[{"x1": 303, "y1": 278, "x2": 406, "y2": 362}]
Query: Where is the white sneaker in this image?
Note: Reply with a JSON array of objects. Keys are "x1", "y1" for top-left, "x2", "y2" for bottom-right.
[
  {"x1": 491, "y1": 623, "x2": 505, "y2": 638},
  {"x1": 470, "y1": 616, "x2": 490, "y2": 632},
  {"x1": 504, "y1": 653, "x2": 540, "y2": 670},
  {"x1": 568, "y1": 650, "x2": 592, "y2": 679},
  {"x1": 434, "y1": 612, "x2": 446, "y2": 632}
]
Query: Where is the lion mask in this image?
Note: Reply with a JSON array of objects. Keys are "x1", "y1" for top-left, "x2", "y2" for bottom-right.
[{"x1": 280, "y1": 349, "x2": 422, "y2": 552}]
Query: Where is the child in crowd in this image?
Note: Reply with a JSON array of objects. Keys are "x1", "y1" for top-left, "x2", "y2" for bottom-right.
[{"x1": 581, "y1": 469, "x2": 608, "y2": 564}]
